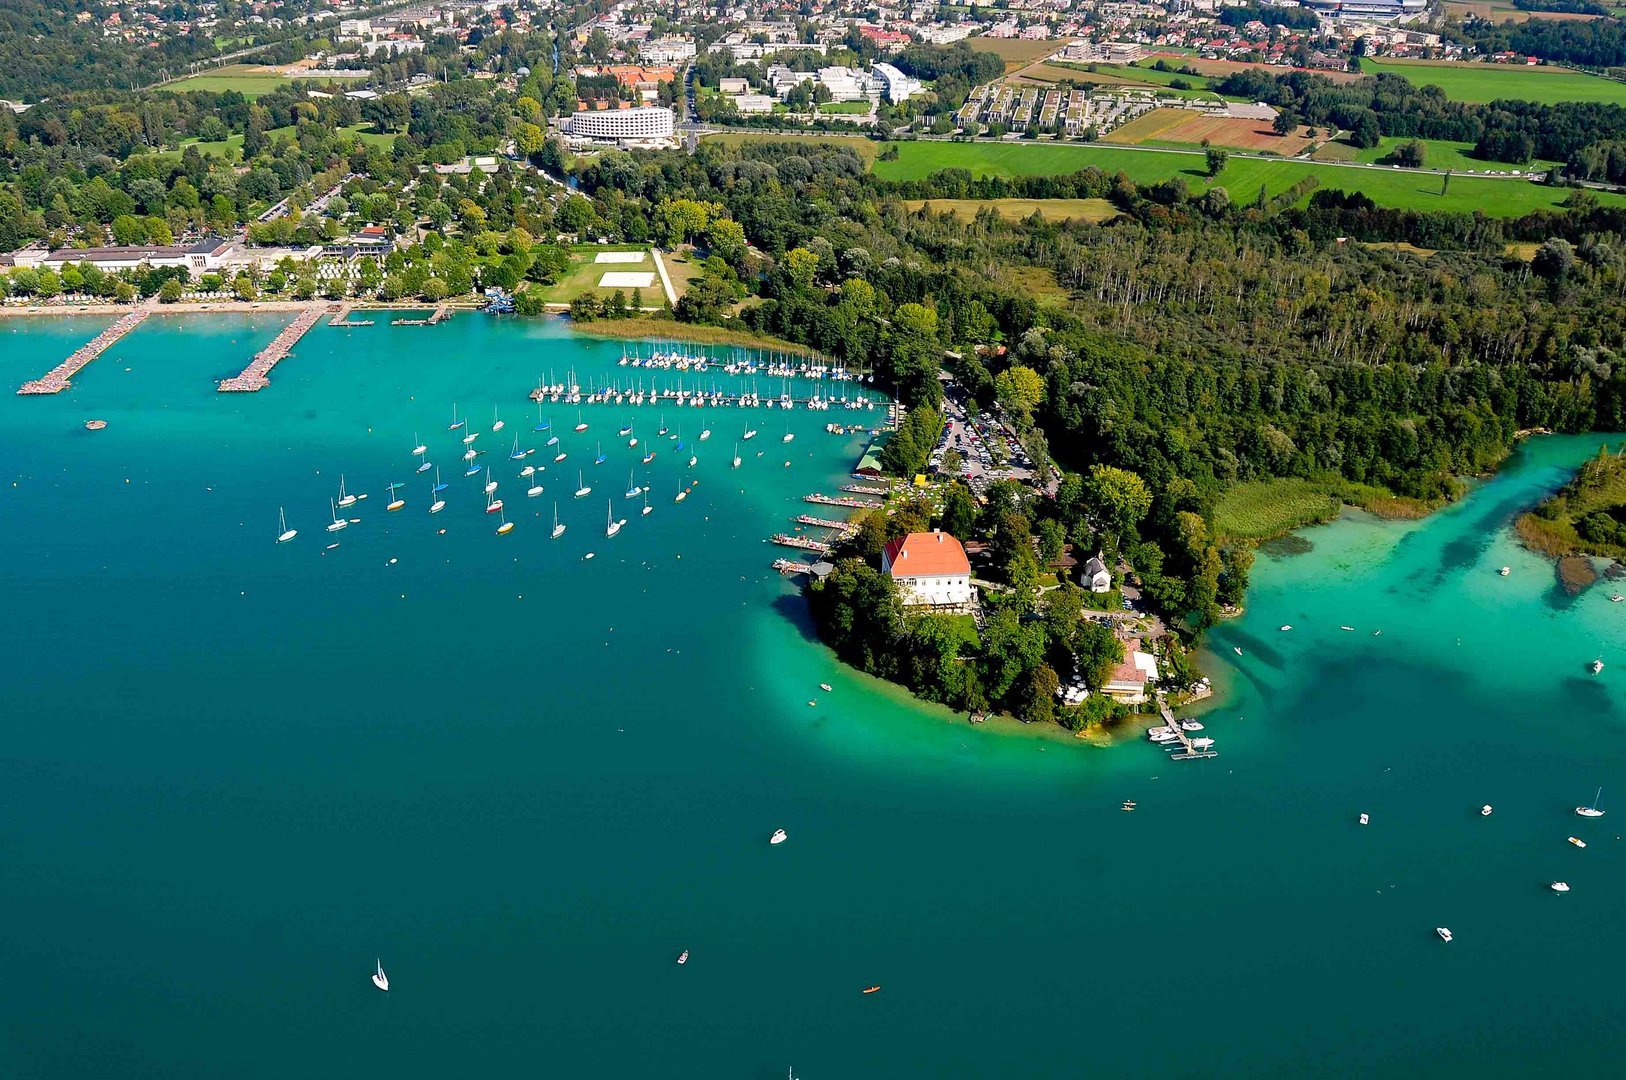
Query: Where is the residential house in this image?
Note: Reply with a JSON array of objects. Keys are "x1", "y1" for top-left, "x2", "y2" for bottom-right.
[
  {"x1": 1081, "y1": 554, "x2": 1112, "y2": 594},
  {"x1": 1101, "y1": 637, "x2": 1159, "y2": 704}
]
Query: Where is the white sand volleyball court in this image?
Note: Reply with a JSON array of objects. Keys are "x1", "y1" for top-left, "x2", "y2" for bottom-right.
[
  {"x1": 594, "y1": 251, "x2": 647, "y2": 264},
  {"x1": 597, "y1": 271, "x2": 655, "y2": 288}
]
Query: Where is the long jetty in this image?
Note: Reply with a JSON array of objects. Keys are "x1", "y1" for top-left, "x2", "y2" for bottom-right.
[
  {"x1": 1158, "y1": 694, "x2": 1217, "y2": 761},
  {"x1": 17, "y1": 310, "x2": 149, "y2": 394},
  {"x1": 804, "y1": 493, "x2": 883, "y2": 509},
  {"x1": 772, "y1": 533, "x2": 833, "y2": 554},
  {"x1": 218, "y1": 307, "x2": 324, "y2": 392},
  {"x1": 772, "y1": 558, "x2": 816, "y2": 575},
  {"x1": 796, "y1": 515, "x2": 857, "y2": 533}
]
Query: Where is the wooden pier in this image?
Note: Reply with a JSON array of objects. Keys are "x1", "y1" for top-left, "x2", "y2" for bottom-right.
[
  {"x1": 771, "y1": 533, "x2": 833, "y2": 554},
  {"x1": 772, "y1": 558, "x2": 816, "y2": 575},
  {"x1": 17, "y1": 309, "x2": 149, "y2": 394},
  {"x1": 218, "y1": 307, "x2": 324, "y2": 392},
  {"x1": 796, "y1": 515, "x2": 857, "y2": 534},
  {"x1": 1158, "y1": 694, "x2": 1217, "y2": 760},
  {"x1": 804, "y1": 493, "x2": 883, "y2": 509},
  {"x1": 390, "y1": 304, "x2": 451, "y2": 327},
  {"x1": 328, "y1": 304, "x2": 374, "y2": 328}
]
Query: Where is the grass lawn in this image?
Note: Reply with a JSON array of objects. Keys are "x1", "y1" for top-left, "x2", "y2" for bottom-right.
[
  {"x1": 162, "y1": 64, "x2": 304, "y2": 98},
  {"x1": 816, "y1": 101, "x2": 870, "y2": 115},
  {"x1": 1315, "y1": 135, "x2": 1557, "y2": 172},
  {"x1": 1216, "y1": 479, "x2": 1342, "y2": 541},
  {"x1": 532, "y1": 246, "x2": 662, "y2": 306},
  {"x1": 902, "y1": 197, "x2": 1119, "y2": 223},
  {"x1": 1359, "y1": 58, "x2": 1626, "y2": 106},
  {"x1": 871, "y1": 141, "x2": 1626, "y2": 216},
  {"x1": 658, "y1": 247, "x2": 702, "y2": 301},
  {"x1": 702, "y1": 130, "x2": 878, "y2": 165},
  {"x1": 148, "y1": 124, "x2": 398, "y2": 162}
]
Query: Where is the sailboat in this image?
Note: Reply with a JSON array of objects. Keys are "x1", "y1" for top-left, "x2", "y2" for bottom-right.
[
  {"x1": 386, "y1": 482, "x2": 405, "y2": 512},
  {"x1": 732, "y1": 442, "x2": 742, "y2": 468},
  {"x1": 658, "y1": 414, "x2": 668, "y2": 437},
  {"x1": 606, "y1": 501, "x2": 623, "y2": 537},
  {"x1": 484, "y1": 467, "x2": 498, "y2": 495},
  {"x1": 782, "y1": 426, "x2": 795, "y2": 443},
  {"x1": 326, "y1": 498, "x2": 347, "y2": 533},
  {"x1": 496, "y1": 506, "x2": 514, "y2": 535},
  {"x1": 509, "y1": 435, "x2": 525, "y2": 461},
  {"x1": 554, "y1": 447, "x2": 567, "y2": 463},
  {"x1": 743, "y1": 426, "x2": 757, "y2": 440},
  {"x1": 463, "y1": 427, "x2": 479, "y2": 446},
  {"x1": 575, "y1": 471, "x2": 591, "y2": 498},
  {"x1": 372, "y1": 959, "x2": 389, "y2": 992},
  {"x1": 276, "y1": 507, "x2": 297, "y2": 543},
  {"x1": 491, "y1": 405, "x2": 505, "y2": 433},
  {"x1": 574, "y1": 411, "x2": 588, "y2": 433},
  {"x1": 464, "y1": 457, "x2": 481, "y2": 476},
  {"x1": 433, "y1": 467, "x2": 448, "y2": 494},
  {"x1": 675, "y1": 478, "x2": 688, "y2": 503},
  {"x1": 411, "y1": 433, "x2": 427, "y2": 456},
  {"x1": 642, "y1": 489, "x2": 652, "y2": 516},
  {"x1": 520, "y1": 463, "x2": 536, "y2": 478},
  {"x1": 429, "y1": 480, "x2": 445, "y2": 514},
  {"x1": 1577, "y1": 788, "x2": 1606, "y2": 818},
  {"x1": 528, "y1": 471, "x2": 544, "y2": 497},
  {"x1": 533, "y1": 404, "x2": 550, "y2": 432},
  {"x1": 625, "y1": 468, "x2": 641, "y2": 499},
  {"x1": 594, "y1": 442, "x2": 607, "y2": 465},
  {"x1": 416, "y1": 457, "x2": 433, "y2": 474},
  {"x1": 688, "y1": 452, "x2": 697, "y2": 468},
  {"x1": 699, "y1": 428, "x2": 711, "y2": 441},
  {"x1": 552, "y1": 502, "x2": 566, "y2": 538},
  {"x1": 336, "y1": 475, "x2": 357, "y2": 508},
  {"x1": 619, "y1": 421, "x2": 633, "y2": 437},
  {"x1": 642, "y1": 448, "x2": 656, "y2": 465},
  {"x1": 448, "y1": 404, "x2": 464, "y2": 431},
  {"x1": 485, "y1": 487, "x2": 504, "y2": 514}
]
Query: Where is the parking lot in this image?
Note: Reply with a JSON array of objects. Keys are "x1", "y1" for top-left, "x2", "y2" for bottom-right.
[{"x1": 933, "y1": 393, "x2": 1041, "y2": 497}]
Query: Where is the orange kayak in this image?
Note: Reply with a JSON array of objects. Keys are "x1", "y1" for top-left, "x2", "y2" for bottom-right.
[{"x1": 861, "y1": 986, "x2": 881, "y2": 995}]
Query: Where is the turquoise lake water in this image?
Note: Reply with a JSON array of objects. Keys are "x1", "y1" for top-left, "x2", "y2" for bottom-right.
[{"x1": 2, "y1": 313, "x2": 1625, "y2": 1078}]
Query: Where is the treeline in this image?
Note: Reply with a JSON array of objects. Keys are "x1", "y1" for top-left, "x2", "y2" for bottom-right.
[
  {"x1": 1458, "y1": 16, "x2": 1626, "y2": 70},
  {"x1": 1510, "y1": 0, "x2": 1612, "y2": 14},
  {"x1": 1217, "y1": 4, "x2": 1320, "y2": 30},
  {"x1": 1211, "y1": 68, "x2": 1626, "y2": 165}
]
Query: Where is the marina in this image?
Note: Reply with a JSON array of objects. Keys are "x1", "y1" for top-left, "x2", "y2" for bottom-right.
[
  {"x1": 16, "y1": 309, "x2": 149, "y2": 394},
  {"x1": 217, "y1": 307, "x2": 326, "y2": 392}
]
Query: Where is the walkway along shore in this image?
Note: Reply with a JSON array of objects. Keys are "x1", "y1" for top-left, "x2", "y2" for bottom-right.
[{"x1": 16, "y1": 310, "x2": 150, "y2": 394}]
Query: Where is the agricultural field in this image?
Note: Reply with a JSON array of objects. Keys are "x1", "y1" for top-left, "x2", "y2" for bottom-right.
[
  {"x1": 1312, "y1": 135, "x2": 1556, "y2": 173},
  {"x1": 1215, "y1": 479, "x2": 1342, "y2": 541},
  {"x1": 1359, "y1": 57, "x2": 1626, "y2": 105},
  {"x1": 1008, "y1": 62, "x2": 1152, "y2": 87},
  {"x1": 1107, "y1": 108, "x2": 1314, "y2": 154},
  {"x1": 902, "y1": 198, "x2": 1119, "y2": 223},
  {"x1": 870, "y1": 140, "x2": 1626, "y2": 215},
  {"x1": 966, "y1": 37, "x2": 1063, "y2": 73},
  {"x1": 1139, "y1": 53, "x2": 1365, "y2": 85}
]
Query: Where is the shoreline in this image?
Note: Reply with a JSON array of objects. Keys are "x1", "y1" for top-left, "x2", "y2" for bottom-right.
[
  {"x1": 0, "y1": 299, "x2": 475, "y2": 319},
  {"x1": 567, "y1": 316, "x2": 823, "y2": 357}
]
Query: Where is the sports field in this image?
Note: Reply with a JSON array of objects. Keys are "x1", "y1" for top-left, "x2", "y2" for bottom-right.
[
  {"x1": 1359, "y1": 57, "x2": 1626, "y2": 105},
  {"x1": 163, "y1": 65, "x2": 305, "y2": 97},
  {"x1": 901, "y1": 198, "x2": 1119, "y2": 223},
  {"x1": 871, "y1": 141, "x2": 1626, "y2": 215},
  {"x1": 534, "y1": 246, "x2": 672, "y2": 306}
]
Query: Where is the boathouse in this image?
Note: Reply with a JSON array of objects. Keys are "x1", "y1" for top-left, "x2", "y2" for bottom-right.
[{"x1": 882, "y1": 530, "x2": 973, "y2": 608}]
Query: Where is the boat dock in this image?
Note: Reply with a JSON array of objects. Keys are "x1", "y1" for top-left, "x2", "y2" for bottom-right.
[
  {"x1": 840, "y1": 483, "x2": 888, "y2": 496},
  {"x1": 772, "y1": 558, "x2": 816, "y2": 575},
  {"x1": 796, "y1": 515, "x2": 857, "y2": 534},
  {"x1": 17, "y1": 310, "x2": 150, "y2": 394},
  {"x1": 218, "y1": 307, "x2": 324, "y2": 392},
  {"x1": 804, "y1": 493, "x2": 883, "y2": 509},
  {"x1": 390, "y1": 304, "x2": 451, "y2": 327},
  {"x1": 771, "y1": 533, "x2": 833, "y2": 554},
  {"x1": 1157, "y1": 694, "x2": 1218, "y2": 760},
  {"x1": 328, "y1": 305, "x2": 374, "y2": 328}
]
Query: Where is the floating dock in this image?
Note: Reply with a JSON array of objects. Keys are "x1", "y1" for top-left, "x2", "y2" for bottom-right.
[
  {"x1": 328, "y1": 304, "x2": 374, "y2": 328},
  {"x1": 840, "y1": 483, "x2": 888, "y2": 496},
  {"x1": 796, "y1": 515, "x2": 857, "y2": 534},
  {"x1": 1157, "y1": 695, "x2": 1217, "y2": 760},
  {"x1": 218, "y1": 308, "x2": 324, "y2": 392},
  {"x1": 17, "y1": 310, "x2": 149, "y2": 394},
  {"x1": 771, "y1": 533, "x2": 833, "y2": 554},
  {"x1": 804, "y1": 493, "x2": 882, "y2": 509},
  {"x1": 772, "y1": 558, "x2": 816, "y2": 575},
  {"x1": 390, "y1": 304, "x2": 451, "y2": 327}
]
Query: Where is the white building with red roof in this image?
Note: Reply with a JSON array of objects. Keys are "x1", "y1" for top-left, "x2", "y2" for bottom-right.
[{"x1": 882, "y1": 530, "x2": 974, "y2": 607}]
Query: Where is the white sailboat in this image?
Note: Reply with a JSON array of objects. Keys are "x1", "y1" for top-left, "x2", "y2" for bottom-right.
[
  {"x1": 606, "y1": 501, "x2": 623, "y2": 537},
  {"x1": 552, "y1": 502, "x2": 566, "y2": 538},
  {"x1": 491, "y1": 405, "x2": 505, "y2": 433},
  {"x1": 743, "y1": 426, "x2": 757, "y2": 440},
  {"x1": 675, "y1": 479, "x2": 688, "y2": 503},
  {"x1": 574, "y1": 410, "x2": 588, "y2": 433},
  {"x1": 336, "y1": 474, "x2": 357, "y2": 508},
  {"x1": 732, "y1": 442, "x2": 742, "y2": 468},
  {"x1": 527, "y1": 471, "x2": 544, "y2": 497},
  {"x1": 484, "y1": 467, "x2": 498, "y2": 495},
  {"x1": 1577, "y1": 788, "x2": 1606, "y2": 818},
  {"x1": 699, "y1": 428, "x2": 711, "y2": 441},
  {"x1": 463, "y1": 427, "x2": 479, "y2": 446},
  {"x1": 642, "y1": 489, "x2": 652, "y2": 516},
  {"x1": 429, "y1": 479, "x2": 445, "y2": 514},
  {"x1": 372, "y1": 959, "x2": 389, "y2": 992},
  {"x1": 276, "y1": 507, "x2": 297, "y2": 543},
  {"x1": 326, "y1": 498, "x2": 347, "y2": 533},
  {"x1": 411, "y1": 432, "x2": 427, "y2": 456},
  {"x1": 575, "y1": 471, "x2": 591, "y2": 498}
]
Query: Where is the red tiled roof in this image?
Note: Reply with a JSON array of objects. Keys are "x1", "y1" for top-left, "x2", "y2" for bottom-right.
[{"x1": 884, "y1": 531, "x2": 970, "y2": 578}]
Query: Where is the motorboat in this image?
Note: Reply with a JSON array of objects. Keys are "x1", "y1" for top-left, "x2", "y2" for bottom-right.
[
  {"x1": 1280, "y1": 625, "x2": 1292, "y2": 631},
  {"x1": 1436, "y1": 927, "x2": 1453, "y2": 943},
  {"x1": 1551, "y1": 881, "x2": 1570, "y2": 893},
  {"x1": 1592, "y1": 657, "x2": 1605, "y2": 674},
  {"x1": 677, "y1": 950, "x2": 689, "y2": 965},
  {"x1": 372, "y1": 959, "x2": 389, "y2": 991},
  {"x1": 1190, "y1": 737, "x2": 1215, "y2": 748},
  {"x1": 276, "y1": 507, "x2": 297, "y2": 544},
  {"x1": 1481, "y1": 805, "x2": 1493, "y2": 816},
  {"x1": 1233, "y1": 646, "x2": 1242, "y2": 656},
  {"x1": 1613, "y1": 595, "x2": 1625, "y2": 603},
  {"x1": 1499, "y1": 566, "x2": 1511, "y2": 576},
  {"x1": 1180, "y1": 721, "x2": 1204, "y2": 732},
  {"x1": 1577, "y1": 788, "x2": 1606, "y2": 817},
  {"x1": 1569, "y1": 836, "x2": 1587, "y2": 848},
  {"x1": 1359, "y1": 813, "x2": 1370, "y2": 826},
  {"x1": 1340, "y1": 625, "x2": 1355, "y2": 632},
  {"x1": 820, "y1": 683, "x2": 832, "y2": 692},
  {"x1": 861, "y1": 986, "x2": 880, "y2": 995},
  {"x1": 770, "y1": 828, "x2": 787, "y2": 845}
]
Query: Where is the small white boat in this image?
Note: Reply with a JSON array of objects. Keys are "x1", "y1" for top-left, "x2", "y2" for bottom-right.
[
  {"x1": 606, "y1": 502, "x2": 623, "y2": 538},
  {"x1": 551, "y1": 502, "x2": 566, "y2": 539},
  {"x1": 575, "y1": 471, "x2": 591, "y2": 498},
  {"x1": 1233, "y1": 646, "x2": 1242, "y2": 656},
  {"x1": 1280, "y1": 625, "x2": 1292, "y2": 631},
  {"x1": 491, "y1": 405, "x2": 504, "y2": 433},
  {"x1": 699, "y1": 429, "x2": 711, "y2": 441},
  {"x1": 276, "y1": 506, "x2": 297, "y2": 544},
  {"x1": 676, "y1": 950, "x2": 689, "y2": 965},
  {"x1": 1551, "y1": 881, "x2": 1570, "y2": 893},
  {"x1": 1180, "y1": 721, "x2": 1204, "y2": 732},
  {"x1": 1569, "y1": 836, "x2": 1587, "y2": 848},
  {"x1": 1359, "y1": 813, "x2": 1369, "y2": 826},
  {"x1": 819, "y1": 683, "x2": 832, "y2": 692},
  {"x1": 1480, "y1": 805, "x2": 1493, "y2": 817},
  {"x1": 463, "y1": 448, "x2": 478, "y2": 462},
  {"x1": 782, "y1": 431, "x2": 794, "y2": 443},
  {"x1": 411, "y1": 433, "x2": 427, "y2": 456},
  {"x1": 642, "y1": 490, "x2": 652, "y2": 517},
  {"x1": 463, "y1": 430, "x2": 479, "y2": 446},
  {"x1": 1340, "y1": 625, "x2": 1355, "y2": 632},
  {"x1": 1190, "y1": 737, "x2": 1215, "y2": 748},
  {"x1": 336, "y1": 475, "x2": 357, "y2": 508},
  {"x1": 528, "y1": 475, "x2": 544, "y2": 497},
  {"x1": 732, "y1": 442, "x2": 742, "y2": 468},
  {"x1": 1577, "y1": 788, "x2": 1605, "y2": 817},
  {"x1": 743, "y1": 429, "x2": 757, "y2": 440},
  {"x1": 770, "y1": 828, "x2": 787, "y2": 845},
  {"x1": 326, "y1": 499, "x2": 348, "y2": 533},
  {"x1": 372, "y1": 959, "x2": 389, "y2": 992},
  {"x1": 429, "y1": 494, "x2": 445, "y2": 514},
  {"x1": 1591, "y1": 657, "x2": 1604, "y2": 674},
  {"x1": 1612, "y1": 595, "x2": 1624, "y2": 603},
  {"x1": 484, "y1": 467, "x2": 498, "y2": 495},
  {"x1": 1499, "y1": 566, "x2": 1511, "y2": 576},
  {"x1": 521, "y1": 465, "x2": 536, "y2": 477},
  {"x1": 1436, "y1": 927, "x2": 1453, "y2": 943}
]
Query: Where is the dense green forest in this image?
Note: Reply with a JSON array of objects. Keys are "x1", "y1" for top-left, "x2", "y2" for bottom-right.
[{"x1": 1455, "y1": 15, "x2": 1626, "y2": 70}]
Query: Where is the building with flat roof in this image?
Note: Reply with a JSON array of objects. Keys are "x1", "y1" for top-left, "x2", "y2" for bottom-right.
[
  {"x1": 871, "y1": 62, "x2": 923, "y2": 104},
  {"x1": 564, "y1": 105, "x2": 677, "y2": 147}
]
